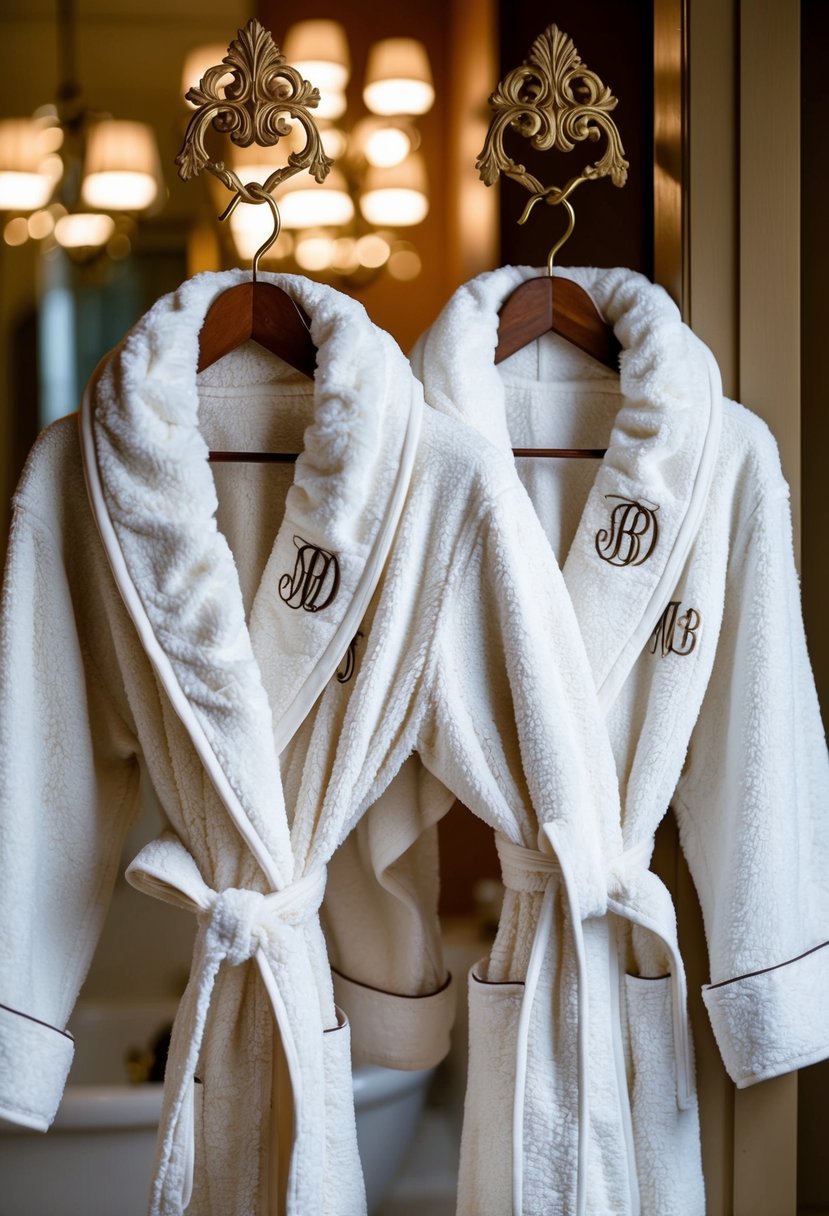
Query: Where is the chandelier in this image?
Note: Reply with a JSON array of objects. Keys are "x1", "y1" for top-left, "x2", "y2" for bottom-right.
[
  {"x1": 182, "y1": 21, "x2": 434, "y2": 284},
  {"x1": 0, "y1": 0, "x2": 163, "y2": 256}
]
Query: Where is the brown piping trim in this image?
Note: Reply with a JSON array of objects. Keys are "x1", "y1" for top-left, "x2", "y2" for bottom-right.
[
  {"x1": 706, "y1": 939, "x2": 829, "y2": 990},
  {"x1": 0, "y1": 1001, "x2": 73, "y2": 1041},
  {"x1": 331, "y1": 968, "x2": 452, "y2": 1000}
]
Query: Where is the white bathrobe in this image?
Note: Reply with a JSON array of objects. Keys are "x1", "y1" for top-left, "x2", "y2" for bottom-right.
[
  {"x1": 0, "y1": 270, "x2": 620, "y2": 1215},
  {"x1": 410, "y1": 265, "x2": 829, "y2": 1216}
]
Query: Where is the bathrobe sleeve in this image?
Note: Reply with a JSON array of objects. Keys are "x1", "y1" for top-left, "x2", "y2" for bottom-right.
[
  {"x1": 673, "y1": 427, "x2": 829, "y2": 1087},
  {"x1": 0, "y1": 445, "x2": 141, "y2": 1130}
]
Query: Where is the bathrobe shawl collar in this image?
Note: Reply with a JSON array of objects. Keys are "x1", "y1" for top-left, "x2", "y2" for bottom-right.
[
  {"x1": 413, "y1": 264, "x2": 723, "y2": 712},
  {"x1": 80, "y1": 269, "x2": 422, "y2": 885}
]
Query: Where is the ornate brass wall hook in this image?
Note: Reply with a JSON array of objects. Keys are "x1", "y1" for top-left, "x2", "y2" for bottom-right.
[
  {"x1": 176, "y1": 18, "x2": 331, "y2": 273},
  {"x1": 477, "y1": 24, "x2": 628, "y2": 261}
]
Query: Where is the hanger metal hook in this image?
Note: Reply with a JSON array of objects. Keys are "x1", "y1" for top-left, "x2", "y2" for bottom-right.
[
  {"x1": 546, "y1": 197, "x2": 575, "y2": 275},
  {"x1": 217, "y1": 182, "x2": 282, "y2": 283},
  {"x1": 517, "y1": 179, "x2": 579, "y2": 277}
]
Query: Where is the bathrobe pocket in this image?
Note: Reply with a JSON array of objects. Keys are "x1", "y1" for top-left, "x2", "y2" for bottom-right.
[
  {"x1": 322, "y1": 1008, "x2": 367, "y2": 1216},
  {"x1": 457, "y1": 960, "x2": 525, "y2": 1216},
  {"x1": 623, "y1": 975, "x2": 704, "y2": 1216}
]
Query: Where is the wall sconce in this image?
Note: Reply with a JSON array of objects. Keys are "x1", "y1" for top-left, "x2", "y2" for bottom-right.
[
  {"x1": 0, "y1": 0, "x2": 163, "y2": 256},
  {"x1": 183, "y1": 21, "x2": 433, "y2": 284}
]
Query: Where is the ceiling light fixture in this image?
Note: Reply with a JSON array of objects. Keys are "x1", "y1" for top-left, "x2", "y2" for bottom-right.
[{"x1": 0, "y1": 0, "x2": 163, "y2": 255}]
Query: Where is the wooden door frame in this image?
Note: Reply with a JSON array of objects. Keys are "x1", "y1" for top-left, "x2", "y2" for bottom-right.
[{"x1": 653, "y1": 3, "x2": 800, "y2": 1213}]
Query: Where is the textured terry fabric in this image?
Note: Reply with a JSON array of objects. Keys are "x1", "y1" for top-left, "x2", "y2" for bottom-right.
[
  {"x1": 0, "y1": 270, "x2": 621, "y2": 1215},
  {"x1": 411, "y1": 265, "x2": 829, "y2": 1216}
]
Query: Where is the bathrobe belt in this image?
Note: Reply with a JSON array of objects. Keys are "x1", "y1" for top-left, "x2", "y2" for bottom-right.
[
  {"x1": 125, "y1": 834, "x2": 328, "y2": 1216},
  {"x1": 496, "y1": 833, "x2": 694, "y2": 1216}
]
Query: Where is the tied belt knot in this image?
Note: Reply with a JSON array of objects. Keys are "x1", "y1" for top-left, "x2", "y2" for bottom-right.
[
  {"x1": 199, "y1": 879, "x2": 322, "y2": 968},
  {"x1": 125, "y1": 833, "x2": 328, "y2": 1216},
  {"x1": 495, "y1": 831, "x2": 692, "y2": 1216}
]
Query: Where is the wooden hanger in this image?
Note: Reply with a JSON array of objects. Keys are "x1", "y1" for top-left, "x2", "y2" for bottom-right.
[
  {"x1": 495, "y1": 197, "x2": 620, "y2": 460},
  {"x1": 201, "y1": 189, "x2": 315, "y2": 465}
]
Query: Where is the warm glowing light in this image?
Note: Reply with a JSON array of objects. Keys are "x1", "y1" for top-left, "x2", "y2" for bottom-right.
[
  {"x1": 231, "y1": 123, "x2": 312, "y2": 189},
  {"x1": 319, "y1": 126, "x2": 347, "y2": 160},
  {"x1": 228, "y1": 203, "x2": 293, "y2": 262},
  {"x1": 82, "y1": 121, "x2": 161, "y2": 211},
  {"x1": 0, "y1": 172, "x2": 52, "y2": 211},
  {"x1": 27, "y1": 209, "x2": 54, "y2": 239},
  {"x1": 388, "y1": 247, "x2": 421, "y2": 280},
  {"x1": 3, "y1": 216, "x2": 29, "y2": 246},
  {"x1": 355, "y1": 233, "x2": 390, "y2": 268},
  {"x1": 280, "y1": 187, "x2": 354, "y2": 229},
  {"x1": 314, "y1": 92, "x2": 347, "y2": 122},
  {"x1": 360, "y1": 154, "x2": 428, "y2": 227},
  {"x1": 330, "y1": 237, "x2": 359, "y2": 274},
  {"x1": 361, "y1": 187, "x2": 428, "y2": 226},
  {"x1": 0, "y1": 119, "x2": 61, "y2": 210},
  {"x1": 283, "y1": 21, "x2": 351, "y2": 93},
  {"x1": 364, "y1": 127, "x2": 411, "y2": 168},
  {"x1": 54, "y1": 212, "x2": 115, "y2": 247},
  {"x1": 82, "y1": 171, "x2": 157, "y2": 211},
  {"x1": 278, "y1": 168, "x2": 354, "y2": 229},
  {"x1": 294, "y1": 233, "x2": 336, "y2": 271},
  {"x1": 363, "y1": 39, "x2": 434, "y2": 116},
  {"x1": 181, "y1": 45, "x2": 232, "y2": 106}
]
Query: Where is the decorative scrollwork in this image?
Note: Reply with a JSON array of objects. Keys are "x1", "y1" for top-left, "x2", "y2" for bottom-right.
[
  {"x1": 477, "y1": 24, "x2": 628, "y2": 209},
  {"x1": 175, "y1": 18, "x2": 332, "y2": 198}
]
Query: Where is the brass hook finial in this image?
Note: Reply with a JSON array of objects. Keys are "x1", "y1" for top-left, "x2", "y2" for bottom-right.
[
  {"x1": 477, "y1": 24, "x2": 628, "y2": 267},
  {"x1": 175, "y1": 18, "x2": 331, "y2": 273}
]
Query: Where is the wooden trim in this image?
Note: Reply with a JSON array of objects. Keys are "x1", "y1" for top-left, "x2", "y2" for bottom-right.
[
  {"x1": 738, "y1": 0, "x2": 801, "y2": 555},
  {"x1": 654, "y1": 3, "x2": 801, "y2": 1213},
  {"x1": 687, "y1": 0, "x2": 738, "y2": 399},
  {"x1": 734, "y1": 6, "x2": 801, "y2": 1205},
  {"x1": 653, "y1": 0, "x2": 688, "y2": 315}
]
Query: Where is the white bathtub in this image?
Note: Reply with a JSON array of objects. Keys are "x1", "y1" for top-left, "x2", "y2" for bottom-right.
[{"x1": 0, "y1": 1002, "x2": 434, "y2": 1216}]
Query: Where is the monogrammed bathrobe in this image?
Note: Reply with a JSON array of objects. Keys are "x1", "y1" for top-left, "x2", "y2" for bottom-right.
[
  {"x1": 411, "y1": 265, "x2": 829, "y2": 1216},
  {"x1": 0, "y1": 270, "x2": 620, "y2": 1215}
]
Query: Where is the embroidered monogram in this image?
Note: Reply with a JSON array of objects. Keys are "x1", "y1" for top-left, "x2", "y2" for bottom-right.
[
  {"x1": 336, "y1": 631, "x2": 364, "y2": 684},
  {"x1": 278, "y1": 536, "x2": 340, "y2": 612},
  {"x1": 649, "y1": 601, "x2": 701, "y2": 657},
  {"x1": 595, "y1": 495, "x2": 660, "y2": 567}
]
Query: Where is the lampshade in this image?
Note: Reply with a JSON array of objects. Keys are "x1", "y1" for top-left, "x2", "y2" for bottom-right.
[
  {"x1": 363, "y1": 39, "x2": 434, "y2": 117},
  {"x1": 283, "y1": 20, "x2": 350, "y2": 93},
  {"x1": 352, "y1": 118, "x2": 412, "y2": 168},
  {"x1": 54, "y1": 212, "x2": 115, "y2": 248},
  {"x1": 359, "y1": 153, "x2": 428, "y2": 226},
  {"x1": 181, "y1": 44, "x2": 233, "y2": 106},
  {"x1": 277, "y1": 166, "x2": 354, "y2": 229},
  {"x1": 228, "y1": 202, "x2": 293, "y2": 263},
  {"x1": 0, "y1": 119, "x2": 62, "y2": 211},
  {"x1": 81, "y1": 120, "x2": 161, "y2": 212}
]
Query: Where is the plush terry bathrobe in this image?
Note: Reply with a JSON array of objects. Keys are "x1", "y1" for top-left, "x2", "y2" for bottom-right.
[
  {"x1": 410, "y1": 265, "x2": 829, "y2": 1216},
  {"x1": 0, "y1": 270, "x2": 621, "y2": 1215}
]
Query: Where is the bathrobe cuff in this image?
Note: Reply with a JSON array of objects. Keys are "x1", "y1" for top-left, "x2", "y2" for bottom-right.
[
  {"x1": 0, "y1": 1003, "x2": 74, "y2": 1130},
  {"x1": 702, "y1": 941, "x2": 829, "y2": 1087},
  {"x1": 332, "y1": 969, "x2": 456, "y2": 1069}
]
